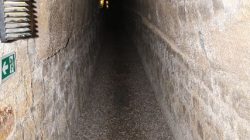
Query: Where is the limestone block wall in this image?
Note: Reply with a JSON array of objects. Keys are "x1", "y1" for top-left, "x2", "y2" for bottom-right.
[
  {"x1": 126, "y1": 0, "x2": 250, "y2": 139},
  {"x1": 0, "y1": 0, "x2": 100, "y2": 139}
]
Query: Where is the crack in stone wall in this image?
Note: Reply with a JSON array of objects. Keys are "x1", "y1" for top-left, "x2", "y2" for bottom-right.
[{"x1": 0, "y1": 0, "x2": 101, "y2": 139}]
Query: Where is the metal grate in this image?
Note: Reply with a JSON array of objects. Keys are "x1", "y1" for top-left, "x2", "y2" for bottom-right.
[{"x1": 0, "y1": 0, "x2": 36, "y2": 42}]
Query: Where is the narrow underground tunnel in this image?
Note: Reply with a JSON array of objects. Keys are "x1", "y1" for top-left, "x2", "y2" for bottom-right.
[
  {"x1": 0, "y1": 0, "x2": 249, "y2": 140},
  {"x1": 71, "y1": 1, "x2": 174, "y2": 139}
]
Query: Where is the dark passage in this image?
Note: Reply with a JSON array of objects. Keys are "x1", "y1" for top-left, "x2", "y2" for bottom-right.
[{"x1": 72, "y1": 2, "x2": 174, "y2": 140}]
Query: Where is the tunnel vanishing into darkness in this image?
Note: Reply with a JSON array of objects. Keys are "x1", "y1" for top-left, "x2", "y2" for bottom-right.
[{"x1": 0, "y1": 0, "x2": 250, "y2": 140}]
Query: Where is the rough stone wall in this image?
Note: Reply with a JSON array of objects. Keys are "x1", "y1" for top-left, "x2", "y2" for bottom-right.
[
  {"x1": 126, "y1": 0, "x2": 250, "y2": 140},
  {"x1": 0, "y1": 0, "x2": 100, "y2": 139}
]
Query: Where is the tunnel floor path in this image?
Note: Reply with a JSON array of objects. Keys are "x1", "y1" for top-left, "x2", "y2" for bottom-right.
[{"x1": 72, "y1": 28, "x2": 174, "y2": 140}]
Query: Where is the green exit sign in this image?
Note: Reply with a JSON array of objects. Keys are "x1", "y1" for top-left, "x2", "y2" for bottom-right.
[{"x1": 1, "y1": 52, "x2": 16, "y2": 83}]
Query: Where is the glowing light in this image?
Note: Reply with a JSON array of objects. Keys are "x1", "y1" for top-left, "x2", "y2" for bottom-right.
[
  {"x1": 106, "y1": 0, "x2": 109, "y2": 9},
  {"x1": 100, "y1": 0, "x2": 104, "y2": 8},
  {"x1": 99, "y1": 0, "x2": 110, "y2": 9}
]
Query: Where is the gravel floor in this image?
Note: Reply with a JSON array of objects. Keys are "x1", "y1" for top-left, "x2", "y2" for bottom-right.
[{"x1": 72, "y1": 29, "x2": 174, "y2": 140}]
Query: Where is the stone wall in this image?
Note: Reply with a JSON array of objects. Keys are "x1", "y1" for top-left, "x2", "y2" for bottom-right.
[
  {"x1": 125, "y1": 0, "x2": 250, "y2": 139},
  {"x1": 0, "y1": 0, "x2": 100, "y2": 139}
]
